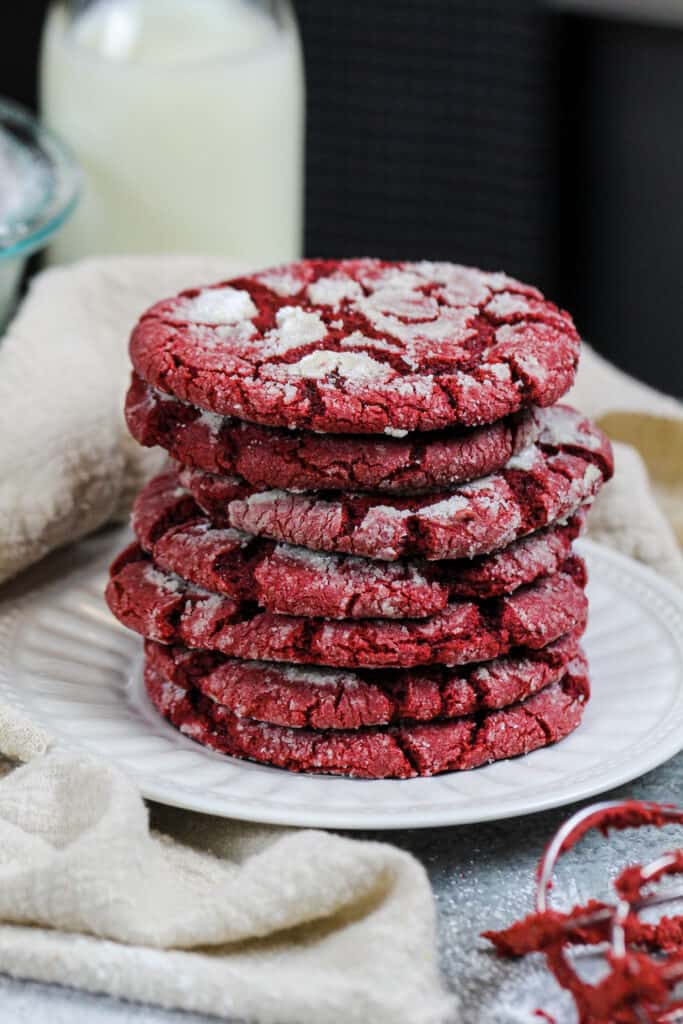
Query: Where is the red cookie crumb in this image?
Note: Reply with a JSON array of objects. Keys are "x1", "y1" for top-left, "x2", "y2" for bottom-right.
[
  {"x1": 106, "y1": 545, "x2": 588, "y2": 668},
  {"x1": 126, "y1": 372, "x2": 541, "y2": 493},
  {"x1": 180, "y1": 405, "x2": 612, "y2": 561},
  {"x1": 133, "y1": 469, "x2": 586, "y2": 617},
  {"x1": 144, "y1": 649, "x2": 590, "y2": 778},
  {"x1": 129, "y1": 258, "x2": 581, "y2": 434},
  {"x1": 145, "y1": 631, "x2": 584, "y2": 729}
]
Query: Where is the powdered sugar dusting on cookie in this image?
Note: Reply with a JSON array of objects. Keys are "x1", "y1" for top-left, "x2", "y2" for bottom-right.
[
  {"x1": 306, "y1": 275, "x2": 363, "y2": 308},
  {"x1": 274, "y1": 545, "x2": 336, "y2": 571},
  {"x1": 187, "y1": 321, "x2": 256, "y2": 348},
  {"x1": 244, "y1": 489, "x2": 288, "y2": 506},
  {"x1": 182, "y1": 287, "x2": 257, "y2": 324},
  {"x1": 279, "y1": 665, "x2": 360, "y2": 689},
  {"x1": 537, "y1": 405, "x2": 603, "y2": 450},
  {"x1": 271, "y1": 306, "x2": 328, "y2": 351},
  {"x1": 144, "y1": 566, "x2": 182, "y2": 594},
  {"x1": 505, "y1": 445, "x2": 539, "y2": 471},
  {"x1": 282, "y1": 350, "x2": 395, "y2": 382},
  {"x1": 356, "y1": 299, "x2": 478, "y2": 359},
  {"x1": 254, "y1": 268, "x2": 307, "y2": 296},
  {"x1": 198, "y1": 410, "x2": 224, "y2": 437},
  {"x1": 339, "y1": 331, "x2": 402, "y2": 355},
  {"x1": 418, "y1": 494, "x2": 470, "y2": 523},
  {"x1": 359, "y1": 286, "x2": 440, "y2": 323},
  {"x1": 486, "y1": 292, "x2": 533, "y2": 318},
  {"x1": 132, "y1": 258, "x2": 581, "y2": 432},
  {"x1": 356, "y1": 265, "x2": 427, "y2": 292},
  {"x1": 176, "y1": 407, "x2": 608, "y2": 562},
  {"x1": 159, "y1": 680, "x2": 188, "y2": 712}
]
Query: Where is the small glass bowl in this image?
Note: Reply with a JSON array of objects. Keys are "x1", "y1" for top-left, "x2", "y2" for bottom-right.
[{"x1": 0, "y1": 97, "x2": 80, "y2": 330}]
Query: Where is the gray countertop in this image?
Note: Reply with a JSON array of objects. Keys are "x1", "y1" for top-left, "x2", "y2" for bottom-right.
[{"x1": 1, "y1": 750, "x2": 681, "y2": 1024}]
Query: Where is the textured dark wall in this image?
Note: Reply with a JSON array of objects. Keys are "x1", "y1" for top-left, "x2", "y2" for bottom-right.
[
  {"x1": 3, "y1": 3, "x2": 45, "y2": 109},
  {"x1": 293, "y1": 1, "x2": 561, "y2": 295},
  {"x1": 557, "y1": 15, "x2": 683, "y2": 396}
]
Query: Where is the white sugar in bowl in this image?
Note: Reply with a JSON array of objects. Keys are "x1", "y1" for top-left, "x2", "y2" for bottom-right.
[{"x1": 0, "y1": 98, "x2": 80, "y2": 331}]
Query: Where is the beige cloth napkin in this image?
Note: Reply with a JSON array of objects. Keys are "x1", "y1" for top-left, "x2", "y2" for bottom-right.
[
  {"x1": 0, "y1": 751, "x2": 452, "y2": 1024},
  {"x1": 0, "y1": 255, "x2": 680, "y2": 1022},
  {"x1": 567, "y1": 347, "x2": 683, "y2": 582}
]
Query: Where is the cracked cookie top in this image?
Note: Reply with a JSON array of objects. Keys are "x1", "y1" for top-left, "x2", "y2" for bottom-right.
[
  {"x1": 180, "y1": 405, "x2": 613, "y2": 562},
  {"x1": 144, "y1": 646, "x2": 590, "y2": 778},
  {"x1": 106, "y1": 544, "x2": 588, "y2": 669},
  {"x1": 132, "y1": 468, "x2": 586, "y2": 618},
  {"x1": 130, "y1": 259, "x2": 581, "y2": 434},
  {"x1": 145, "y1": 632, "x2": 583, "y2": 730},
  {"x1": 125, "y1": 373, "x2": 540, "y2": 494}
]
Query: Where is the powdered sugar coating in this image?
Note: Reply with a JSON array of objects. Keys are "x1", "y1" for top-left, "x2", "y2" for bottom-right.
[
  {"x1": 125, "y1": 373, "x2": 541, "y2": 494},
  {"x1": 144, "y1": 649, "x2": 590, "y2": 778},
  {"x1": 180, "y1": 405, "x2": 612, "y2": 562},
  {"x1": 130, "y1": 258, "x2": 581, "y2": 433},
  {"x1": 106, "y1": 545, "x2": 588, "y2": 669},
  {"x1": 272, "y1": 306, "x2": 328, "y2": 351},
  {"x1": 132, "y1": 469, "x2": 586, "y2": 618},
  {"x1": 179, "y1": 287, "x2": 257, "y2": 324},
  {"x1": 145, "y1": 631, "x2": 583, "y2": 730}
]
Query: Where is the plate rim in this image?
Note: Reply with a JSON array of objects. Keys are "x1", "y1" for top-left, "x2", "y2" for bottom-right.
[{"x1": 0, "y1": 533, "x2": 681, "y2": 829}]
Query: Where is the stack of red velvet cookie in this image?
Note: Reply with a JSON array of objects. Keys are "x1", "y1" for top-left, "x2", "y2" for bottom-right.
[{"x1": 107, "y1": 259, "x2": 613, "y2": 778}]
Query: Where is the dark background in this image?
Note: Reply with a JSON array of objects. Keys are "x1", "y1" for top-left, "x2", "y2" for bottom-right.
[{"x1": 5, "y1": 1, "x2": 683, "y2": 397}]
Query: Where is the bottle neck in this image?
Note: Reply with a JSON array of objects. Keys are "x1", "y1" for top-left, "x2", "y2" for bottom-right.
[{"x1": 55, "y1": 0, "x2": 292, "y2": 67}]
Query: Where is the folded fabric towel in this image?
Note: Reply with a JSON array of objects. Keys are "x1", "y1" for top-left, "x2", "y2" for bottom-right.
[{"x1": 0, "y1": 749, "x2": 453, "y2": 1024}]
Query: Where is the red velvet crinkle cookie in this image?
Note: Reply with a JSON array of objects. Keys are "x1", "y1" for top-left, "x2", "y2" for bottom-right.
[
  {"x1": 106, "y1": 545, "x2": 588, "y2": 668},
  {"x1": 144, "y1": 630, "x2": 583, "y2": 729},
  {"x1": 126, "y1": 372, "x2": 541, "y2": 493},
  {"x1": 134, "y1": 469, "x2": 586, "y2": 617},
  {"x1": 129, "y1": 258, "x2": 581, "y2": 434},
  {"x1": 144, "y1": 648, "x2": 590, "y2": 778},
  {"x1": 180, "y1": 405, "x2": 613, "y2": 562}
]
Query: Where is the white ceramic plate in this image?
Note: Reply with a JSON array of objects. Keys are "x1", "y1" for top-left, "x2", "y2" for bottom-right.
[{"x1": 0, "y1": 531, "x2": 681, "y2": 829}]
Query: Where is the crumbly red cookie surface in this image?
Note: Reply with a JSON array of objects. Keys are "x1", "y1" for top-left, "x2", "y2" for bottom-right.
[
  {"x1": 106, "y1": 545, "x2": 588, "y2": 668},
  {"x1": 134, "y1": 469, "x2": 585, "y2": 617},
  {"x1": 129, "y1": 259, "x2": 581, "y2": 434},
  {"x1": 144, "y1": 649, "x2": 590, "y2": 778},
  {"x1": 126, "y1": 372, "x2": 541, "y2": 493},
  {"x1": 181, "y1": 405, "x2": 612, "y2": 561},
  {"x1": 145, "y1": 631, "x2": 583, "y2": 729}
]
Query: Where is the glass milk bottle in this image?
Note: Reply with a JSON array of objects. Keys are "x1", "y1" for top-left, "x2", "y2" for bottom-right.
[{"x1": 39, "y1": 0, "x2": 304, "y2": 265}]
